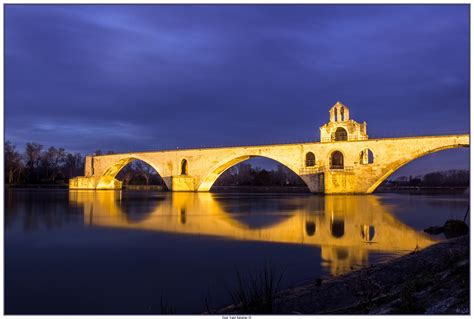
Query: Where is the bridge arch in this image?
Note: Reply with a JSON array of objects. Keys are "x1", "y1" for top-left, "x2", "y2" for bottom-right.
[
  {"x1": 98, "y1": 155, "x2": 169, "y2": 189},
  {"x1": 197, "y1": 155, "x2": 310, "y2": 192},
  {"x1": 367, "y1": 143, "x2": 469, "y2": 193},
  {"x1": 101, "y1": 156, "x2": 164, "y2": 179}
]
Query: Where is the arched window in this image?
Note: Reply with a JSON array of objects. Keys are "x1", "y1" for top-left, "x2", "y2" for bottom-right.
[
  {"x1": 180, "y1": 159, "x2": 188, "y2": 175},
  {"x1": 340, "y1": 106, "x2": 345, "y2": 121},
  {"x1": 330, "y1": 151, "x2": 344, "y2": 169},
  {"x1": 359, "y1": 149, "x2": 374, "y2": 164},
  {"x1": 305, "y1": 152, "x2": 316, "y2": 167},
  {"x1": 334, "y1": 127, "x2": 348, "y2": 141}
]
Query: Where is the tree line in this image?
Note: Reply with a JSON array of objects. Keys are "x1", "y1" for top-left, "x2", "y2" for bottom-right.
[
  {"x1": 5, "y1": 141, "x2": 85, "y2": 185},
  {"x1": 386, "y1": 170, "x2": 469, "y2": 187},
  {"x1": 4, "y1": 141, "x2": 165, "y2": 186}
]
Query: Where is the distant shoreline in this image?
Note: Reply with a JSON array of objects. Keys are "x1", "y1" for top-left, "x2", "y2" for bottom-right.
[
  {"x1": 375, "y1": 186, "x2": 468, "y2": 195},
  {"x1": 4, "y1": 184, "x2": 469, "y2": 195}
]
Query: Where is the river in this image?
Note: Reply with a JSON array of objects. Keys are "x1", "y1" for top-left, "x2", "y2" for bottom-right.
[{"x1": 4, "y1": 189, "x2": 469, "y2": 314}]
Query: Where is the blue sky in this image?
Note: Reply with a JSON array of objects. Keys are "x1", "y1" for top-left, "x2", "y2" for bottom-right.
[{"x1": 5, "y1": 4, "x2": 470, "y2": 176}]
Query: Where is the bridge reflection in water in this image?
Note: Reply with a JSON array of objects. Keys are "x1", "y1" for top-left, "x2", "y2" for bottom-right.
[{"x1": 69, "y1": 191, "x2": 436, "y2": 276}]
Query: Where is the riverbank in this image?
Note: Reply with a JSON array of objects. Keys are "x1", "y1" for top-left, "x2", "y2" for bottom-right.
[{"x1": 215, "y1": 235, "x2": 469, "y2": 314}]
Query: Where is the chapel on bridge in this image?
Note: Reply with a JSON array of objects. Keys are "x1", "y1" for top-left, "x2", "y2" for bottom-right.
[{"x1": 320, "y1": 101, "x2": 368, "y2": 142}]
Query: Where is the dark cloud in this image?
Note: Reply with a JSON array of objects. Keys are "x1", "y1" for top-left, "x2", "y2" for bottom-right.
[{"x1": 5, "y1": 4, "x2": 469, "y2": 175}]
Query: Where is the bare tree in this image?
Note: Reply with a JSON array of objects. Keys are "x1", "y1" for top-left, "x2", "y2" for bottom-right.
[
  {"x1": 41, "y1": 146, "x2": 67, "y2": 182},
  {"x1": 5, "y1": 141, "x2": 23, "y2": 184},
  {"x1": 25, "y1": 142, "x2": 43, "y2": 183},
  {"x1": 64, "y1": 152, "x2": 84, "y2": 178},
  {"x1": 134, "y1": 161, "x2": 155, "y2": 185},
  {"x1": 121, "y1": 165, "x2": 134, "y2": 185}
]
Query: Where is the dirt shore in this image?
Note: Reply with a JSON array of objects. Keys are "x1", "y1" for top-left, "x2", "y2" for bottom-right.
[{"x1": 216, "y1": 235, "x2": 469, "y2": 314}]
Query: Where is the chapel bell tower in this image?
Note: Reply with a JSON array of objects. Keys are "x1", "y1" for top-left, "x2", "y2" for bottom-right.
[{"x1": 319, "y1": 101, "x2": 368, "y2": 142}]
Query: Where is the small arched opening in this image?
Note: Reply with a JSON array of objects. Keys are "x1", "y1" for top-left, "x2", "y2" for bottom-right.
[
  {"x1": 180, "y1": 159, "x2": 188, "y2": 175},
  {"x1": 334, "y1": 127, "x2": 348, "y2": 141},
  {"x1": 305, "y1": 152, "x2": 316, "y2": 167},
  {"x1": 359, "y1": 149, "x2": 374, "y2": 165},
  {"x1": 330, "y1": 151, "x2": 344, "y2": 169}
]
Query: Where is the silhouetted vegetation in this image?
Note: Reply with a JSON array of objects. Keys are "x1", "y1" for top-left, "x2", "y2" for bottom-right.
[
  {"x1": 227, "y1": 262, "x2": 285, "y2": 314},
  {"x1": 4, "y1": 141, "x2": 164, "y2": 186},
  {"x1": 159, "y1": 297, "x2": 176, "y2": 314},
  {"x1": 5, "y1": 141, "x2": 84, "y2": 185},
  {"x1": 384, "y1": 170, "x2": 469, "y2": 188}
]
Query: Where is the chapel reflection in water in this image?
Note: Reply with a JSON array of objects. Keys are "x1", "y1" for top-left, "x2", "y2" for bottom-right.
[{"x1": 69, "y1": 191, "x2": 436, "y2": 275}]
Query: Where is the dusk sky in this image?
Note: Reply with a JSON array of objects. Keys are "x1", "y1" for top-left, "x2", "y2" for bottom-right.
[{"x1": 5, "y1": 4, "x2": 470, "y2": 177}]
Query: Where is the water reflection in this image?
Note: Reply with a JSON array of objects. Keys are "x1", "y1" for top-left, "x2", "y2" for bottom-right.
[
  {"x1": 6, "y1": 190, "x2": 83, "y2": 232},
  {"x1": 69, "y1": 191, "x2": 436, "y2": 275}
]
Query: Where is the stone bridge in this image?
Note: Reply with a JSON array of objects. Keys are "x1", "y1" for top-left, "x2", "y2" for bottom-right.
[{"x1": 70, "y1": 102, "x2": 469, "y2": 194}]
